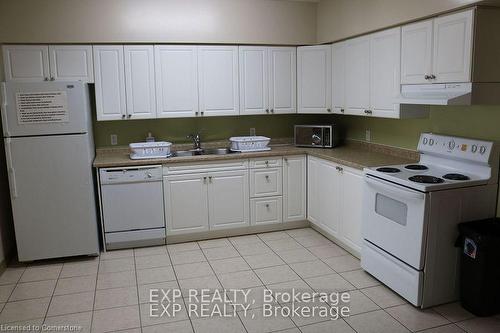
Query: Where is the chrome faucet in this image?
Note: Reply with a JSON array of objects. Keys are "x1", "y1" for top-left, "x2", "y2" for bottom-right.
[{"x1": 187, "y1": 134, "x2": 203, "y2": 151}]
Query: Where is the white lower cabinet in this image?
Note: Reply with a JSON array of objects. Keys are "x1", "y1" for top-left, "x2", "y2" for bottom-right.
[
  {"x1": 307, "y1": 156, "x2": 363, "y2": 254},
  {"x1": 251, "y1": 197, "x2": 283, "y2": 226},
  {"x1": 283, "y1": 155, "x2": 306, "y2": 222}
]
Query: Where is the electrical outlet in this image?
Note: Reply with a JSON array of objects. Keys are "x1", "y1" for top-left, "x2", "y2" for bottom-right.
[
  {"x1": 110, "y1": 134, "x2": 118, "y2": 145},
  {"x1": 365, "y1": 129, "x2": 371, "y2": 142},
  {"x1": 250, "y1": 128, "x2": 256, "y2": 136}
]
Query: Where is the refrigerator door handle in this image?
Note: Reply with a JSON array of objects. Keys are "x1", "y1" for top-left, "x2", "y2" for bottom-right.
[
  {"x1": 0, "y1": 83, "x2": 9, "y2": 137},
  {"x1": 5, "y1": 138, "x2": 18, "y2": 198}
]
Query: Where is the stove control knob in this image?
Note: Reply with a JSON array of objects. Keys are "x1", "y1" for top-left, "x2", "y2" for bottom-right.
[
  {"x1": 429, "y1": 138, "x2": 434, "y2": 146},
  {"x1": 471, "y1": 145, "x2": 478, "y2": 153},
  {"x1": 480, "y1": 146, "x2": 487, "y2": 155},
  {"x1": 423, "y1": 137, "x2": 428, "y2": 145},
  {"x1": 448, "y1": 140, "x2": 455, "y2": 150}
]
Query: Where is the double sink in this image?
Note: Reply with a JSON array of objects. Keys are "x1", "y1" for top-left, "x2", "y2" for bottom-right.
[{"x1": 171, "y1": 148, "x2": 239, "y2": 157}]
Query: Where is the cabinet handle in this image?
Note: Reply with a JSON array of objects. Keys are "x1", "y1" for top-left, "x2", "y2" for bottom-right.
[
  {"x1": 201, "y1": 111, "x2": 204, "y2": 116},
  {"x1": 265, "y1": 204, "x2": 270, "y2": 209},
  {"x1": 265, "y1": 175, "x2": 270, "y2": 182},
  {"x1": 127, "y1": 114, "x2": 132, "y2": 118},
  {"x1": 265, "y1": 161, "x2": 269, "y2": 166},
  {"x1": 424, "y1": 75, "x2": 431, "y2": 80},
  {"x1": 50, "y1": 77, "x2": 55, "y2": 81},
  {"x1": 266, "y1": 109, "x2": 269, "y2": 113},
  {"x1": 203, "y1": 176, "x2": 207, "y2": 184},
  {"x1": 430, "y1": 74, "x2": 436, "y2": 80},
  {"x1": 364, "y1": 110, "x2": 372, "y2": 115},
  {"x1": 340, "y1": 108, "x2": 345, "y2": 113},
  {"x1": 271, "y1": 109, "x2": 274, "y2": 113},
  {"x1": 44, "y1": 77, "x2": 49, "y2": 81},
  {"x1": 121, "y1": 114, "x2": 126, "y2": 119},
  {"x1": 284, "y1": 158, "x2": 288, "y2": 163},
  {"x1": 195, "y1": 111, "x2": 199, "y2": 116},
  {"x1": 327, "y1": 108, "x2": 331, "y2": 112},
  {"x1": 208, "y1": 176, "x2": 212, "y2": 183}
]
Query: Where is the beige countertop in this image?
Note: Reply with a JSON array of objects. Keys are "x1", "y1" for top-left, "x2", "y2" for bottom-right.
[{"x1": 93, "y1": 140, "x2": 418, "y2": 170}]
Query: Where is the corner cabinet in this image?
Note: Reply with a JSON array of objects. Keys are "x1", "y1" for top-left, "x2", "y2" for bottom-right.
[
  {"x1": 297, "y1": 45, "x2": 332, "y2": 114},
  {"x1": 307, "y1": 156, "x2": 363, "y2": 255}
]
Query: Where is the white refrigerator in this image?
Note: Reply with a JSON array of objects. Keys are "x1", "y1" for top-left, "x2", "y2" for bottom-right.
[{"x1": 1, "y1": 81, "x2": 99, "y2": 261}]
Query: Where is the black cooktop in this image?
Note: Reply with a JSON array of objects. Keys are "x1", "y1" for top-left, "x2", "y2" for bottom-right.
[
  {"x1": 405, "y1": 164, "x2": 429, "y2": 171},
  {"x1": 376, "y1": 167, "x2": 401, "y2": 173},
  {"x1": 443, "y1": 173, "x2": 470, "y2": 181},
  {"x1": 409, "y1": 175, "x2": 445, "y2": 184}
]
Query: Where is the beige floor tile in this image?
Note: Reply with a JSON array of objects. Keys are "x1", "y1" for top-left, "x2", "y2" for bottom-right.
[
  {"x1": 0, "y1": 297, "x2": 51, "y2": 323},
  {"x1": 456, "y1": 316, "x2": 500, "y2": 333},
  {"x1": 267, "y1": 280, "x2": 314, "y2": 304},
  {"x1": 286, "y1": 228, "x2": 318, "y2": 238},
  {"x1": 266, "y1": 238, "x2": 303, "y2": 252},
  {"x1": 134, "y1": 246, "x2": 167, "y2": 257},
  {"x1": 243, "y1": 253, "x2": 285, "y2": 269},
  {"x1": 432, "y1": 302, "x2": 475, "y2": 322},
  {"x1": 308, "y1": 244, "x2": 348, "y2": 259},
  {"x1": 289, "y1": 260, "x2": 335, "y2": 279},
  {"x1": 138, "y1": 280, "x2": 179, "y2": 304},
  {"x1": 191, "y1": 316, "x2": 245, "y2": 333},
  {"x1": 60, "y1": 261, "x2": 98, "y2": 278},
  {"x1": 185, "y1": 296, "x2": 234, "y2": 319},
  {"x1": 0, "y1": 318, "x2": 43, "y2": 333},
  {"x1": 100, "y1": 249, "x2": 134, "y2": 260},
  {"x1": 98, "y1": 257, "x2": 135, "y2": 273},
  {"x1": 44, "y1": 311, "x2": 92, "y2": 333},
  {"x1": 286, "y1": 299, "x2": 334, "y2": 327},
  {"x1": 9, "y1": 279, "x2": 56, "y2": 301},
  {"x1": 418, "y1": 324, "x2": 466, "y2": 333},
  {"x1": 323, "y1": 255, "x2": 361, "y2": 272},
  {"x1": 54, "y1": 275, "x2": 96, "y2": 296},
  {"x1": 233, "y1": 242, "x2": 272, "y2": 256},
  {"x1": 345, "y1": 309, "x2": 410, "y2": 333},
  {"x1": 20, "y1": 264, "x2": 62, "y2": 283},
  {"x1": 202, "y1": 246, "x2": 239, "y2": 261},
  {"x1": 167, "y1": 242, "x2": 200, "y2": 254},
  {"x1": 0, "y1": 284, "x2": 15, "y2": 303},
  {"x1": 174, "y1": 262, "x2": 214, "y2": 280},
  {"x1": 137, "y1": 266, "x2": 176, "y2": 285},
  {"x1": 209, "y1": 257, "x2": 250, "y2": 274},
  {"x1": 0, "y1": 268, "x2": 25, "y2": 285},
  {"x1": 198, "y1": 238, "x2": 231, "y2": 249},
  {"x1": 337, "y1": 290, "x2": 380, "y2": 316},
  {"x1": 228, "y1": 286, "x2": 276, "y2": 310},
  {"x1": 94, "y1": 286, "x2": 138, "y2": 310},
  {"x1": 305, "y1": 273, "x2": 355, "y2": 294},
  {"x1": 140, "y1": 301, "x2": 188, "y2": 327},
  {"x1": 228, "y1": 234, "x2": 261, "y2": 245},
  {"x1": 360, "y1": 285, "x2": 406, "y2": 308},
  {"x1": 294, "y1": 235, "x2": 333, "y2": 248},
  {"x1": 141, "y1": 320, "x2": 193, "y2": 333},
  {"x1": 340, "y1": 269, "x2": 380, "y2": 289},
  {"x1": 92, "y1": 305, "x2": 140, "y2": 333},
  {"x1": 274, "y1": 329, "x2": 301, "y2": 333},
  {"x1": 299, "y1": 319, "x2": 356, "y2": 333},
  {"x1": 257, "y1": 231, "x2": 291, "y2": 242},
  {"x1": 170, "y1": 250, "x2": 206, "y2": 265},
  {"x1": 97, "y1": 270, "x2": 136, "y2": 290},
  {"x1": 386, "y1": 304, "x2": 450, "y2": 331},
  {"x1": 276, "y1": 248, "x2": 316, "y2": 264},
  {"x1": 254, "y1": 265, "x2": 299, "y2": 285},
  {"x1": 218, "y1": 270, "x2": 262, "y2": 289},
  {"x1": 135, "y1": 254, "x2": 171, "y2": 270},
  {"x1": 178, "y1": 275, "x2": 222, "y2": 297},
  {"x1": 238, "y1": 307, "x2": 295, "y2": 333},
  {"x1": 47, "y1": 291, "x2": 94, "y2": 316}
]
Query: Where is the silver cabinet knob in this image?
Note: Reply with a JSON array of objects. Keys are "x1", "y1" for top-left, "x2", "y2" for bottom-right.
[
  {"x1": 265, "y1": 175, "x2": 270, "y2": 182},
  {"x1": 195, "y1": 111, "x2": 199, "y2": 116},
  {"x1": 327, "y1": 108, "x2": 332, "y2": 112},
  {"x1": 340, "y1": 108, "x2": 345, "y2": 113},
  {"x1": 284, "y1": 158, "x2": 288, "y2": 163},
  {"x1": 200, "y1": 111, "x2": 204, "y2": 116},
  {"x1": 203, "y1": 176, "x2": 207, "y2": 184},
  {"x1": 121, "y1": 114, "x2": 126, "y2": 119},
  {"x1": 146, "y1": 173, "x2": 152, "y2": 178},
  {"x1": 127, "y1": 114, "x2": 132, "y2": 118},
  {"x1": 208, "y1": 176, "x2": 212, "y2": 183},
  {"x1": 44, "y1": 77, "x2": 49, "y2": 81},
  {"x1": 266, "y1": 109, "x2": 269, "y2": 113},
  {"x1": 425, "y1": 75, "x2": 431, "y2": 80},
  {"x1": 364, "y1": 110, "x2": 372, "y2": 115},
  {"x1": 50, "y1": 77, "x2": 55, "y2": 81},
  {"x1": 271, "y1": 109, "x2": 274, "y2": 113},
  {"x1": 265, "y1": 204, "x2": 270, "y2": 208},
  {"x1": 265, "y1": 161, "x2": 269, "y2": 166},
  {"x1": 430, "y1": 74, "x2": 436, "y2": 79}
]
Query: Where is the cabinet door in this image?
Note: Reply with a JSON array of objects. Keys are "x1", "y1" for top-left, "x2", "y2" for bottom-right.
[
  {"x1": 297, "y1": 45, "x2": 332, "y2": 114},
  {"x1": 164, "y1": 174, "x2": 209, "y2": 235},
  {"x1": 251, "y1": 197, "x2": 282, "y2": 226},
  {"x1": 401, "y1": 20, "x2": 433, "y2": 84},
  {"x1": 198, "y1": 46, "x2": 239, "y2": 116},
  {"x1": 433, "y1": 9, "x2": 473, "y2": 83},
  {"x1": 317, "y1": 160, "x2": 340, "y2": 236},
  {"x1": 307, "y1": 157, "x2": 321, "y2": 225},
  {"x1": 332, "y1": 42, "x2": 346, "y2": 114},
  {"x1": 124, "y1": 45, "x2": 156, "y2": 119},
  {"x1": 268, "y1": 47, "x2": 296, "y2": 114},
  {"x1": 283, "y1": 155, "x2": 306, "y2": 222},
  {"x1": 370, "y1": 28, "x2": 401, "y2": 117},
  {"x1": 339, "y1": 167, "x2": 364, "y2": 253},
  {"x1": 2, "y1": 45, "x2": 49, "y2": 82},
  {"x1": 49, "y1": 45, "x2": 94, "y2": 82},
  {"x1": 208, "y1": 170, "x2": 249, "y2": 230},
  {"x1": 345, "y1": 36, "x2": 370, "y2": 116},
  {"x1": 93, "y1": 46, "x2": 126, "y2": 121},
  {"x1": 239, "y1": 46, "x2": 268, "y2": 115},
  {"x1": 155, "y1": 45, "x2": 199, "y2": 118}
]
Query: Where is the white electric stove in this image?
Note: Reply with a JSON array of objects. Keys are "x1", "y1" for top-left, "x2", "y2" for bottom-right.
[{"x1": 361, "y1": 133, "x2": 499, "y2": 308}]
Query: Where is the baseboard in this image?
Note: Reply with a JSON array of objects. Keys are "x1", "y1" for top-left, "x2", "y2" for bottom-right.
[
  {"x1": 0, "y1": 259, "x2": 7, "y2": 276},
  {"x1": 310, "y1": 223, "x2": 361, "y2": 259}
]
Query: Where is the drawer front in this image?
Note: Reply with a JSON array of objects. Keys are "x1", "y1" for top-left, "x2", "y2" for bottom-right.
[
  {"x1": 250, "y1": 167, "x2": 282, "y2": 197},
  {"x1": 163, "y1": 160, "x2": 249, "y2": 175},
  {"x1": 249, "y1": 157, "x2": 282, "y2": 169},
  {"x1": 251, "y1": 197, "x2": 283, "y2": 225}
]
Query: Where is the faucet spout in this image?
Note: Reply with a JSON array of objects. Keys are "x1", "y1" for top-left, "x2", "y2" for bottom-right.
[{"x1": 187, "y1": 134, "x2": 203, "y2": 151}]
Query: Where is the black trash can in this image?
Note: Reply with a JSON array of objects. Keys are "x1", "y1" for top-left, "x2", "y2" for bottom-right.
[{"x1": 456, "y1": 218, "x2": 500, "y2": 316}]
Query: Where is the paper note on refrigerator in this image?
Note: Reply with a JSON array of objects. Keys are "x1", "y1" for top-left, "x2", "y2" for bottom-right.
[{"x1": 16, "y1": 91, "x2": 69, "y2": 124}]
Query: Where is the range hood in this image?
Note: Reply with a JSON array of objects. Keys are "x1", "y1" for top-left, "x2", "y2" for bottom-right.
[{"x1": 398, "y1": 83, "x2": 500, "y2": 106}]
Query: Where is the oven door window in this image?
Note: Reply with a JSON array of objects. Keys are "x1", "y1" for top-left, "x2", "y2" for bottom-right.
[{"x1": 375, "y1": 193, "x2": 408, "y2": 226}]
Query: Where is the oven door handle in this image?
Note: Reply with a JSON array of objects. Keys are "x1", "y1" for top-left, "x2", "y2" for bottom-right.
[{"x1": 365, "y1": 175, "x2": 425, "y2": 200}]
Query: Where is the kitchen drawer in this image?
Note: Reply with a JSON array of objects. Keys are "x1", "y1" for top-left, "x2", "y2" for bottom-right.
[
  {"x1": 251, "y1": 197, "x2": 282, "y2": 225},
  {"x1": 249, "y1": 157, "x2": 282, "y2": 169},
  {"x1": 250, "y1": 167, "x2": 282, "y2": 197}
]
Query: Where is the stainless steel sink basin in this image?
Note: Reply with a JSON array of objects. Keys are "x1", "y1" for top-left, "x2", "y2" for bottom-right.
[{"x1": 171, "y1": 148, "x2": 238, "y2": 157}]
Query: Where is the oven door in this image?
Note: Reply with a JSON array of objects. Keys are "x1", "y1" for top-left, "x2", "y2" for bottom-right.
[{"x1": 363, "y1": 175, "x2": 429, "y2": 270}]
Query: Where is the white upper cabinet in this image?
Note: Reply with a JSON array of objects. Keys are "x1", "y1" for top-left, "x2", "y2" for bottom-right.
[
  {"x1": 155, "y1": 45, "x2": 199, "y2": 118},
  {"x1": 268, "y1": 47, "x2": 296, "y2": 114},
  {"x1": 345, "y1": 36, "x2": 370, "y2": 116},
  {"x1": 433, "y1": 9, "x2": 473, "y2": 83},
  {"x1": 239, "y1": 46, "x2": 268, "y2": 115},
  {"x1": 93, "y1": 45, "x2": 127, "y2": 121},
  {"x1": 124, "y1": 45, "x2": 156, "y2": 119},
  {"x1": 401, "y1": 9, "x2": 474, "y2": 84},
  {"x1": 370, "y1": 28, "x2": 401, "y2": 117},
  {"x1": 3, "y1": 45, "x2": 50, "y2": 82},
  {"x1": 48, "y1": 45, "x2": 94, "y2": 82},
  {"x1": 331, "y1": 42, "x2": 346, "y2": 114},
  {"x1": 297, "y1": 45, "x2": 332, "y2": 114},
  {"x1": 198, "y1": 46, "x2": 239, "y2": 116}
]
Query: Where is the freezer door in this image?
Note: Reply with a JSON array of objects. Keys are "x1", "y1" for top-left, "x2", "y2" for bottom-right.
[
  {"x1": 1, "y1": 81, "x2": 90, "y2": 137},
  {"x1": 5, "y1": 134, "x2": 99, "y2": 261}
]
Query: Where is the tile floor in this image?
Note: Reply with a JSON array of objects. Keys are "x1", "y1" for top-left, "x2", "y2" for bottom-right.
[{"x1": 0, "y1": 227, "x2": 498, "y2": 333}]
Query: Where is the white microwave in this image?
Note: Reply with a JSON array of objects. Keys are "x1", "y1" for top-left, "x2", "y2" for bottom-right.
[{"x1": 294, "y1": 125, "x2": 335, "y2": 148}]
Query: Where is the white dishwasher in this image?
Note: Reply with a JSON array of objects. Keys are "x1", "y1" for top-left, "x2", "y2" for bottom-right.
[{"x1": 99, "y1": 165, "x2": 165, "y2": 250}]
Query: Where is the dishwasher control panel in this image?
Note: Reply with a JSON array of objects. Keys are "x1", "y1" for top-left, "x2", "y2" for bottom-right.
[{"x1": 99, "y1": 166, "x2": 162, "y2": 184}]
